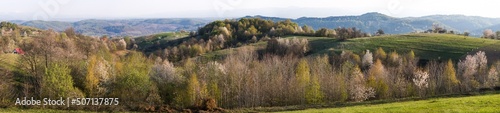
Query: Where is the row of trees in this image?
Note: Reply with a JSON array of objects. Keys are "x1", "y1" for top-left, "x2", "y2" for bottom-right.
[
  {"x1": 149, "y1": 46, "x2": 500, "y2": 108},
  {"x1": 152, "y1": 37, "x2": 500, "y2": 108}
]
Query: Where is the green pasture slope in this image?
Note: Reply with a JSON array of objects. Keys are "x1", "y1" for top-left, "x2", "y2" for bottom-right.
[
  {"x1": 306, "y1": 33, "x2": 500, "y2": 61},
  {"x1": 200, "y1": 33, "x2": 500, "y2": 62}
]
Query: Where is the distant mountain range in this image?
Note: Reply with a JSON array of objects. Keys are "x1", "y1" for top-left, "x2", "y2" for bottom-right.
[
  {"x1": 12, "y1": 12, "x2": 500, "y2": 37},
  {"x1": 244, "y1": 12, "x2": 500, "y2": 37},
  {"x1": 17, "y1": 19, "x2": 213, "y2": 37}
]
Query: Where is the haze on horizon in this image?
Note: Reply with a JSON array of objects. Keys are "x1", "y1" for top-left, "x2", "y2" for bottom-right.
[{"x1": 0, "y1": 0, "x2": 499, "y2": 21}]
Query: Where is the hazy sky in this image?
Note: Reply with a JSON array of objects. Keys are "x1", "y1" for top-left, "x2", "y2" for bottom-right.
[{"x1": 0, "y1": 0, "x2": 499, "y2": 21}]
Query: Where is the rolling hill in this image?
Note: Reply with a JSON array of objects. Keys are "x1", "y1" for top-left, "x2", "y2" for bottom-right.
[
  {"x1": 20, "y1": 18, "x2": 213, "y2": 37},
  {"x1": 245, "y1": 12, "x2": 500, "y2": 36},
  {"x1": 197, "y1": 33, "x2": 500, "y2": 63},
  {"x1": 15, "y1": 13, "x2": 500, "y2": 37}
]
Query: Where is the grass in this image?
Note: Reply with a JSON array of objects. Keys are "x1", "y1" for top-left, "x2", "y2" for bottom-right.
[
  {"x1": 4, "y1": 93, "x2": 500, "y2": 112},
  {"x1": 135, "y1": 31, "x2": 190, "y2": 47},
  {"x1": 336, "y1": 34, "x2": 500, "y2": 60},
  {"x1": 198, "y1": 33, "x2": 500, "y2": 62},
  {"x1": 0, "y1": 108, "x2": 90, "y2": 113},
  {"x1": 275, "y1": 93, "x2": 500, "y2": 113}
]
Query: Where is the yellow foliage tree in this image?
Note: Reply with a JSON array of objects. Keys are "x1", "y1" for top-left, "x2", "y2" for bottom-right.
[
  {"x1": 407, "y1": 50, "x2": 415, "y2": 60},
  {"x1": 375, "y1": 47, "x2": 387, "y2": 60},
  {"x1": 444, "y1": 59, "x2": 460, "y2": 93},
  {"x1": 186, "y1": 73, "x2": 200, "y2": 106},
  {"x1": 84, "y1": 55, "x2": 98, "y2": 97},
  {"x1": 306, "y1": 75, "x2": 324, "y2": 104},
  {"x1": 367, "y1": 59, "x2": 389, "y2": 99},
  {"x1": 295, "y1": 59, "x2": 311, "y2": 104}
]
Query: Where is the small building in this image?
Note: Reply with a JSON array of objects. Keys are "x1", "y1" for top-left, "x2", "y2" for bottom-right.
[{"x1": 13, "y1": 48, "x2": 25, "y2": 55}]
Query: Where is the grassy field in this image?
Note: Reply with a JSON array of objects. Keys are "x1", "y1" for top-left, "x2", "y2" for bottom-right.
[
  {"x1": 198, "y1": 33, "x2": 500, "y2": 62},
  {"x1": 3, "y1": 93, "x2": 500, "y2": 112},
  {"x1": 338, "y1": 34, "x2": 500, "y2": 60},
  {"x1": 135, "y1": 31, "x2": 190, "y2": 47},
  {"x1": 276, "y1": 93, "x2": 500, "y2": 113},
  {"x1": 0, "y1": 108, "x2": 90, "y2": 113}
]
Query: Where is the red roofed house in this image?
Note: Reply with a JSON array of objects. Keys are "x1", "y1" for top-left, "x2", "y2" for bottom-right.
[{"x1": 13, "y1": 48, "x2": 25, "y2": 55}]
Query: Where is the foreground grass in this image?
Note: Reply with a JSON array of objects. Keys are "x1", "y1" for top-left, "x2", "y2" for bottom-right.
[
  {"x1": 4, "y1": 93, "x2": 500, "y2": 112},
  {"x1": 0, "y1": 108, "x2": 90, "y2": 113},
  {"x1": 277, "y1": 93, "x2": 500, "y2": 113}
]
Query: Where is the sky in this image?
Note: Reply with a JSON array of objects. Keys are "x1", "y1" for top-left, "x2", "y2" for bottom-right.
[{"x1": 0, "y1": 0, "x2": 499, "y2": 21}]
